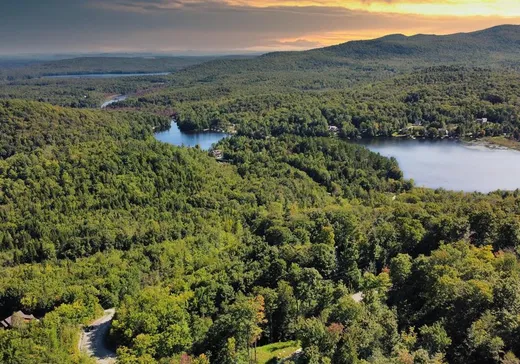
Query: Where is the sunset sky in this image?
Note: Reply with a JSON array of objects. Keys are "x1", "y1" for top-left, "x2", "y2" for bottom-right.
[{"x1": 1, "y1": 0, "x2": 519, "y2": 55}]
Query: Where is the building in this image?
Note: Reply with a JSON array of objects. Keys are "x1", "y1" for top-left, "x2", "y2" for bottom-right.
[
  {"x1": 438, "y1": 128, "x2": 449, "y2": 137},
  {"x1": 351, "y1": 292, "x2": 364, "y2": 303},
  {"x1": 1, "y1": 311, "x2": 36, "y2": 329},
  {"x1": 212, "y1": 150, "x2": 224, "y2": 160},
  {"x1": 476, "y1": 118, "x2": 488, "y2": 124},
  {"x1": 328, "y1": 125, "x2": 339, "y2": 133}
]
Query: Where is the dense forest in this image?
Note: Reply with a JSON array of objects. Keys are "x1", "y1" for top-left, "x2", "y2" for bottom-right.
[
  {"x1": 117, "y1": 66, "x2": 520, "y2": 140},
  {"x1": 0, "y1": 56, "x2": 230, "y2": 80},
  {"x1": 1, "y1": 25, "x2": 520, "y2": 364}
]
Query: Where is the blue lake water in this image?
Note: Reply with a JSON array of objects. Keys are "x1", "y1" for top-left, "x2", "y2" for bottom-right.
[
  {"x1": 155, "y1": 122, "x2": 228, "y2": 150},
  {"x1": 356, "y1": 138, "x2": 520, "y2": 193},
  {"x1": 43, "y1": 72, "x2": 169, "y2": 79},
  {"x1": 154, "y1": 129, "x2": 520, "y2": 192}
]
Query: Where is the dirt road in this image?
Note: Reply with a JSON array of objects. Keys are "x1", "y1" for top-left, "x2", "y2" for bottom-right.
[{"x1": 79, "y1": 308, "x2": 116, "y2": 364}]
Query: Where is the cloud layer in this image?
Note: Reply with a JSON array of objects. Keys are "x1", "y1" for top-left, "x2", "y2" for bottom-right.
[{"x1": 0, "y1": 0, "x2": 519, "y2": 54}]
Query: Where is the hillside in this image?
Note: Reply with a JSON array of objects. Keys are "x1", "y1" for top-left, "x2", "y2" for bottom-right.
[
  {"x1": 2, "y1": 98, "x2": 520, "y2": 363},
  {"x1": 319, "y1": 24, "x2": 520, "y2": 63},
  {"x1": 0, "y1": 55, "x2": 245, "y2": 80},
  {"x1": 3, "y1": 25, "x2": 519, "y2": 109},
  {"x1": 171, "y1": 25, "x2": 520, "y2": 89}
]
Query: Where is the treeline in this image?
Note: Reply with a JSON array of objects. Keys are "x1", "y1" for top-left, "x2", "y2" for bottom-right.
[
  {"x1": 0, "y1": 56, "x2": 221, "y2": 81},
  {"x1": 0, "y1": 75, "x2": 170, "y2": 108},
  {"x1": 0, "y1": 99, "x2": 169, "y2": 157},
  {"x1": 116, "y1": 67, "x2": 520, "y2": 141}
]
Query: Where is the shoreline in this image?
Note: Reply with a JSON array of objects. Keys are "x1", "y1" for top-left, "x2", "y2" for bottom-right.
[
  {"x1": 170, "y1": 123, "x2": 520, "y2": 153},
  {"x1": 464, "y1": 136, "x2": 520, "y2": 152}
]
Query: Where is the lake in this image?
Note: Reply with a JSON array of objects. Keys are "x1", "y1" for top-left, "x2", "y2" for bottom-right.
[
  {"x1": 155, "y1": 122, "x2": 228, "y2": 150},
  {"x1": 43, "y1": 72, "x2": 169, "y2": 79},
  {"x1": 356, "y1": 138, "x2": 520, "y2": 193},
  {"x1": 154, "y1": 129, "x2": 520, "y2": 192}
]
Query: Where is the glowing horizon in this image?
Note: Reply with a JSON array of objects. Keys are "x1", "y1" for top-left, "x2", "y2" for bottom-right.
[
  {"x1": 226, "y1": 0, "x2": 520, "y2": 18},
  {"x1": 0, "y1": 0, "x2": 519, "y2": 54}
]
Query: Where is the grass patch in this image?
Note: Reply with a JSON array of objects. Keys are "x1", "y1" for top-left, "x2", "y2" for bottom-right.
[
  {"x1": 254, "y1": 341, "x2": 300, "y2": 364},
  {"x1": 480, "y1": 136, "x2": 520, "y2": 151}
]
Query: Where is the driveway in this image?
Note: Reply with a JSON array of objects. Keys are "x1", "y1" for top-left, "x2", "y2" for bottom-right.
[{"x1": 79, "y1": 308, "x2": 117, "y2": 364}]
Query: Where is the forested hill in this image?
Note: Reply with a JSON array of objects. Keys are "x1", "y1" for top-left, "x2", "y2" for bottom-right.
[
  {"x1": 316, "y1": 24, "x2": 520, "y2": 63},
  {"x1": 3, "y1": 98, "x2": 520, "y2": 363},
  {"x1": 35, "y1": 56, "x2": 215, "y2": 75},
  {"x1": 3, "y1": 25, "x2": 519, "y2": 82},
  {"x1": 0, "y1": 55, "x2": 248, "y2": 80},
  {"x1": 172, "y1": 25, "x2": 520, "y2": 84}
]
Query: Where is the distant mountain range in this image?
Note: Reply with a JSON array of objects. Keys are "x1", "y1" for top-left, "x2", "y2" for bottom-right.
[
  {"x1": 3, "y1": 25, "x2": 519, "y2": 80},
  {"x1": 319, "y1": 24, "x2": 520, "y2": 61},
  {"x1": 259, "y1": 24, "x2": 520, "y2": 68},
  {"x1": 165, "y1": 25, "x2": 520, "y2": 86}
]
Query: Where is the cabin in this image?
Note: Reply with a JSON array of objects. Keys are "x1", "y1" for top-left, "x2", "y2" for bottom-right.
[
  {"x1": 351, "y1": 292, "x2": 364, "y2": 303},
  {"x1": 476, "y1": 118, "x2": 488, "y2": 124},
  {"x1": 1, "y1": 311, "x2": 37, "y2": 329},
  {"x1": 212, "y1": 150, "x2": 224, "y2": 160},
  {"x1": 438, "y1": 128, "x2": 449, "y2": 137}
]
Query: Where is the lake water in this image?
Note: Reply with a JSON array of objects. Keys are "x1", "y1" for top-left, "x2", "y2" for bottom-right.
[
  {"x1": 356, "y1": 138, "x2": 520, "y2": 193},
  {"x1": 155, "y1": 122, "x2": 228, "y2": 150},
  {"x1": 153, "y1": 130, "x2": 520, "y2": 192},
  {"x1": 43, "y1": 72, "x2": 169, "y2": 79}
]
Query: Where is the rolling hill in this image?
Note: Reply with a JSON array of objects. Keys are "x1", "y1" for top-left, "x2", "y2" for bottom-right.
[
  {"x1": 174, "y1": 25, "x2": 520, "y2": 84},
  {"x1": 318, "y1": 24, "x2": 520, "y2": 62}
]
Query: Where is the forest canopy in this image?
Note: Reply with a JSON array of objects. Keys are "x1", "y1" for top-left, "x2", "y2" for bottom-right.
[{"x1": 1, "y1": 25, "x2": 520, "y2": 364}]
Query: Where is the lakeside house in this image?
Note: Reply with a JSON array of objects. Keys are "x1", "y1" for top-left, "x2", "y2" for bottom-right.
[
  {"x1": 1, "y1": 311, "x2": 37, "y2": 329},
  {"x1": 439, "y1": 128, "x2": 449, "y2": 137},
  {"x1": 328, "y1": 125, "x2": 339, "y2": 133},
  {"x1": 212, "y1": 150, "x2": 224, "y2": 160}
]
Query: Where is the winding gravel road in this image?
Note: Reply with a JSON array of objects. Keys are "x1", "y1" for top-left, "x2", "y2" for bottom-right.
[{"x1": 79, "y1": 308, "x2": 117, "y2": 364}]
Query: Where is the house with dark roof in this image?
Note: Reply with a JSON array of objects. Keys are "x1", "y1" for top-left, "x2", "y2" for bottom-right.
[{"x1": 1, "y1": 311, "x2": 37, "y2": 329}]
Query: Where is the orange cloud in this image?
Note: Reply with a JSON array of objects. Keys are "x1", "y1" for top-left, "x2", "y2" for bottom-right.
[
  {"x1": 228, "y1": 0, "x2": 520, "y2": 17},
  {"x1": 95, "y1": 0, "x2": 520, "y2": 17},
  {"x1": 73, "y1": 0, "x2": 520, "y2": 53}
]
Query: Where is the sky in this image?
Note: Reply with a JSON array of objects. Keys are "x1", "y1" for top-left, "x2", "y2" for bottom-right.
[{"x1": 1, "y1": 0, "x2": 520, "y2": 55}]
